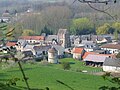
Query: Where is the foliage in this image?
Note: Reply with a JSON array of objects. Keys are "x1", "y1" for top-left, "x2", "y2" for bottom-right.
[
  {"x1": 116, "y1": 52, "x2": 120, "y2": 58},
  {"x1": 114, "y1": 30, "x2": 119, "y2": 40},
  {"x1": 61, "y1": 62, "x2": 71, "y2": 70},
  {"x1": 70, "y1": 18, "x2": 94, "y2": 35},
  {"x1": 22, "y1": 29, "x2": 35, "y2": 36},
  {"x1": 99, "y1": 72, "x2": 120, "y2": 90},
  {"x1": 96, "y1": 23, "x2": 110, "y2": 35},
  {"x1": 41, "y1": 26, "x2": 53, "y2": 35},
  {"x1": 112, "y1": 22, "x2": 120, "y2": 33},
  {"x1": 6, "y1": 77, "x2": 20, "y2": 86},
  {"x1": 41, "y1": 6, "x2": 72, "y2": 34}
]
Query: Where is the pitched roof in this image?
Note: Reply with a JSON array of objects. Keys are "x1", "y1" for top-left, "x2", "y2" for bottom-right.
[
  {"x1": 83, "y1": 54, "x2": 113, "y2": 62},
  {"x1": 6, "y1": 42, "x2": 16, "y2": 46},
  {"x1": 103, "y1": 58, "x2": 120, "y2": 67},
  {"x1": 45, "y1": 35, "x2": 58, "y2": 41},
  {"x1": 101, "y1": 44, "x2": 120, "y2": 49},
  {"x1": 19, "y1": 36, "x2": 45, "y2": 40},
  {"x1": 73, "y1": 48, "x2": 84, "y2": 54},
  {"x1": 82, "y1": 50, "x2": 115, "y2": 59},
  {"x1": 33, "y1": 45, "x2": 51, "y2": 51},
  {"x1": 82, "y1": 52, "x2": 95, "y2": 59}
]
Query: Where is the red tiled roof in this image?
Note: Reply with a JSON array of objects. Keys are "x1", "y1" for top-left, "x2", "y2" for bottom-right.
[
  {"x1": 82, "y1": 52, "x2": 95, "y2": 59},
  {"x1": 73, "y1": 48, "x2": 84, "y2": 54},
  {"x1": 101, "y1": 44, "x2": 120, "y2": 49},
  {"x1": 82, "y1": 52, "x2": 115, "y2": 59},
  {"x1": 6, "y1": 42, "x2": 16, "y2": 46},
  {"x1": 19, "y1": 36, "x2": 45, "y2": 40}
]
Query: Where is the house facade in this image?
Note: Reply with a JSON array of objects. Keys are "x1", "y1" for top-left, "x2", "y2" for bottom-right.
[
  {"x1": 72, "y1": 47, "x2": 85, "y2": 60},
  {"x1": 81, "y1": 40, "x2": 99, "y2": 52},
  {"x1": 103, "y1": 58, "x2": 120, "y2": 73},
  {"x1": 19, "y1": 36, "x2": 45, "y2": 45},
  {"x1": 101, "y1": 43, "x2": 120, "y2": 54}
]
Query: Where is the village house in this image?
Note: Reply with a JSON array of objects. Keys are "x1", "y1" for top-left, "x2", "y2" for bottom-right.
[
  {"x1": 72, "y1": 47, "x2": 85, "y2": 60},
  {"x1": 33, "y1": 45, "x2": 51, "y2": 58},
  {"x1": 57, "y1": 29, "x2": 71, "y2": 48},
  {"x1": 101, "y1": 43, "x2": 120, "y2": 54},
  {"x1": 52, "y1": 44, "x2": 65, "y2": 58},
  {"x1": 16, "y1": 39, "x2": 28, "y2": 51},
  {"x1": 45, "y1": 35, "x2": 58, "y2": 45},
  {"x1": 18, "y1": 36, "x2": 45, "y2": 45},
  {"x1": 103, "y1": 58, "x2": 120, "y2": 73},
  {"x1": 6, "y1": 41, "x2": 17, "y2": 48},
  {"x1": 70, "y1": 35, "x2": 81, "y2": 47},
  {"x1": 80, "y1": 40, "x2": 99, "y2": 52}
]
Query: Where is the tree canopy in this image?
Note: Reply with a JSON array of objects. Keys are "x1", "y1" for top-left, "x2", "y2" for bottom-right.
[{"x1": 70, "y1": 18, "x2": 94, "y2": 35}]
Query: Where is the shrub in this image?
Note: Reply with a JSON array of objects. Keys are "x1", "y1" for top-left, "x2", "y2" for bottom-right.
[{"x1": 61, "y1": 62, "x2": 71, "y2": 70}]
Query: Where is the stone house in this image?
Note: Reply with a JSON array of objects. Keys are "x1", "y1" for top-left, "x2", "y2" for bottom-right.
[{"x1": 72, "y1": 47, "x2": 85, "y2": 60}]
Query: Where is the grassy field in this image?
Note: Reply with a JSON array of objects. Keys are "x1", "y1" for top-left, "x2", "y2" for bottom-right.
[{"x1": 0, "y1": 58, "x2": 118, "y2": 90}]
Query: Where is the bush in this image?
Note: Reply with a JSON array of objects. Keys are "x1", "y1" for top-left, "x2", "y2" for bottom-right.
[{"x1": 61, "y1": 62, "x2": 71, "y2": 70}]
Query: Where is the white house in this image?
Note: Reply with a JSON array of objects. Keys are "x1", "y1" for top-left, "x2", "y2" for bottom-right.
[
  {"x1": 19, "y1": 36, "x2": 45, "y2": 45},
  {"x1": 103, "y1": 58, "x2": 120, "y2": 73},
  {"x1": 80, "y1": 40, "x2": 99, "y2": 52},
  {"x1": 101, "y1": 43, "x2": 120, "y2": 54}
]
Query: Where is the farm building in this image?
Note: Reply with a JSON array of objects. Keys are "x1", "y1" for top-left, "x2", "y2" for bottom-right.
[
  {"x1": 103, "y1": 58, "x2": 120, "y2": 73},
  {"x1": 83, "y1": 54, "x2": 114, "y2": 67}
]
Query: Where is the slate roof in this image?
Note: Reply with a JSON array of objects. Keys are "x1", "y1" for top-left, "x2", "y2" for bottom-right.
[
  {"x1": 33, "y1": 45, "x2": 51, "y2": 51},
  {"x1": 103, "y1": 58, "x2": 120, "y2": 67},
  {"x1": 45, "y1": 35, "x2": 58, "y2": 42},
  {"x1": 17, "y1": 40, "x2": 28, "y2": 47},
  {"x1": 52, "y1": 44, "x2": 64, "y2": 52}
]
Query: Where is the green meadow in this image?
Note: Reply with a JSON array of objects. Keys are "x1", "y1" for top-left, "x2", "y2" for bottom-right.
[{"x1": 0, "y1": 58, "x2": 118, "y2": 90}]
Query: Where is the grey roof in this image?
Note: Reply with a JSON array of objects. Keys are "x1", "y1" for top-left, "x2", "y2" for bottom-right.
[
  {"x1": 52, "y1": 44, "x2": 65, "y2": 55},
  {"x1": 45, "y1": 35, "x2": 58, "y2": 42},
  {"x1": 24, "y1": 45, "x2": 34, "y2": 50},
  {"x1": 17, "y1": 39, "x2": 28, "y2": 47},
  {"x1": 83, "y1": 54, "x2": 109, "y2": 62},
  {"x1": 103, "y1": 58, "x2": 120, "y2": 67},
  {"x1": 22, "y1": 50, "x2": 33, "y2": 57},
  {"x1": 81, "y1": 40, "x2": 99, "y2": 49},
  {"x1": 33, "y1": 45, "x2": 51, "y2": 51}
]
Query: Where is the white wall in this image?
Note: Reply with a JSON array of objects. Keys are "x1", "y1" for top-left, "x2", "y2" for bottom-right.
[{"x1": 103, "y1": 66, "x2": 120, "y2": 73}]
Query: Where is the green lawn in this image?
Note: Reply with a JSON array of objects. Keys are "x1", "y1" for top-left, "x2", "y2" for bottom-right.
[{"x1": 0, "y1": 58, "x2": 118, "y2": 90}]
